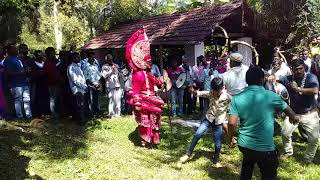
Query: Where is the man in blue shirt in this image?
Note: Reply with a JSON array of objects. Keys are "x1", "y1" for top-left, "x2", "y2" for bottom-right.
[
  {"x1": 3, "y1": 45, "x2": 32, "y2": 119},
  {"x1": 150, "y1": 58, "x2": 161, "y2": 78},
  {"x1": 281, "y1": 59, "x2": 320, "y2": 164},
  {"x1": 228, "y1": 67, "x2": 298, "y2": 180},
  {"x1": 82, "y1": 51, "x2": 102, "y2": 116}
]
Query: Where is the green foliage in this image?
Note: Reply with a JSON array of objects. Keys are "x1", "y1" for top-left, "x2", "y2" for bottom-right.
[
  {"x1": 289, "y1": 0, "x2": 320, "y2": 48},
  {"x1": 106, "y1": 0, "x2": 150, "y2": 28},
  {"x1": 59, "y1": 14, "x2": 90, "y2": 50},
  {"x1": 0, "y1": 0, "x2": 40, "y2": 44}
]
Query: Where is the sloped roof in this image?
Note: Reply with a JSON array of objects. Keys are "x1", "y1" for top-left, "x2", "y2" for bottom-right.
[{"x1": 84, "y1": 0, "x2": 252, "y2": 49}]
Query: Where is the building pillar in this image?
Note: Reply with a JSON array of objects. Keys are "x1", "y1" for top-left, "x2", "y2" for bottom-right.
[
  {"x1": 184, "y1": 42, "x2": 204, "y2": 66},
  {"x1": 237, "y1": 37, "x2": 253, "y2": 66}
]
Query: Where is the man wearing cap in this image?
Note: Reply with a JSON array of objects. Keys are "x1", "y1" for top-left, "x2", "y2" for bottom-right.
[{"x1": 223, "y1": 52, "x2": 249, "y2": 96}]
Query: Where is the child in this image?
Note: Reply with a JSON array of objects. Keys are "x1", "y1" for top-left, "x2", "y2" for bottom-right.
[{"x1": 180, "y1": 77, "x2": 231, "y2": 167}]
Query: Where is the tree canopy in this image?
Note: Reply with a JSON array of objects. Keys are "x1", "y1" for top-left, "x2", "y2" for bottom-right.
[{"x1": 1, "y1": 0, "x2": 320, "y2": 51}]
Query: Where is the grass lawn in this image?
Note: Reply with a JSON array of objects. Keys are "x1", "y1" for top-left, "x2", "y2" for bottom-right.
[{"x1": 1, "y1": 114, "x2": 320, "y2": 180}]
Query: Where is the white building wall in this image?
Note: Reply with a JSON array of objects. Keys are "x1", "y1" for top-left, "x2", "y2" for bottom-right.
[
  {"x1": 194, "y1": 42, "x2": 205, "y2": 65},
  {"x1": 237, "y1": 37, "x2": 253, "y2": 66},
  {"x1": 184, "y1": 42, "x2": 205, "y2": 66}
]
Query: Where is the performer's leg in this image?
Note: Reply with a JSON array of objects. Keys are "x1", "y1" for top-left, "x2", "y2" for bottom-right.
[
  {"x1": 152, "y1": 114, "x2": 161, "y2": 145},
  {"x1": 186, "y1": 119, "x2": 210, "y2": 155}
]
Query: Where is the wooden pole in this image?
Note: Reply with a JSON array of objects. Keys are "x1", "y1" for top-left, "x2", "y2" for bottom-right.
[{"x1": 159, "y1": 45, "x2": 172, "y2": 134}]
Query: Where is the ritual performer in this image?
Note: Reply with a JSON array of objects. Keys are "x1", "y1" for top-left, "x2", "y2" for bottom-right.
[{"x1": 126, "y1": 28, "x2": 164, "y2": 147}]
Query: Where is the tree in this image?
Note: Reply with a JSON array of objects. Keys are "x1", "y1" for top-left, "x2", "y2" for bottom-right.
[{"x1": 0, "y1": 0, "x2": 40, "y2": 44}]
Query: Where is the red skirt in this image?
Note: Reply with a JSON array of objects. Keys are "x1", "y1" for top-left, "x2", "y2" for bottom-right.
[{"x1": 134, "y1": 109, "x2": 161, "y2": 144}]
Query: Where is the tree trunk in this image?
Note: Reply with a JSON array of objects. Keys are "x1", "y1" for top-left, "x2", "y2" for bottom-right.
[{"x1": 53, "y1": 0, "x2": 62, "y2": 51}]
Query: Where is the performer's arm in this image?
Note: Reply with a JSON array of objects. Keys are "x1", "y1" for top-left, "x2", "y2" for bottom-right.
[{"x1": 149, "y1": 73, "x2": 163, "y2": 87}]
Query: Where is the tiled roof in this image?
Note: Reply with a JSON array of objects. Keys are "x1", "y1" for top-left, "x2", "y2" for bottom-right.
[{"x1": 83, "y1": 0, "x2": 252, "y2": 49}]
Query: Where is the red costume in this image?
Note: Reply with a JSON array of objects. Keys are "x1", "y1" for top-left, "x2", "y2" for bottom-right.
[{"x1": 126, "y1": 29, "x2": 164, "y2": 145}]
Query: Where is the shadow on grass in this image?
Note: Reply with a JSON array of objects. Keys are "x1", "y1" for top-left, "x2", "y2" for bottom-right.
[
  {"x1": 128, "y1": 127, "x2": 141, "y2": 147},
  {"x1": 25, "y1": 118, "x2": 88, "y2": 160},
  {"x1": 0, "y1": 123, "x2": 44, "y2": 179},
  {"x1": 152, "y1": 117, "x2": 240, "y2": 178}
]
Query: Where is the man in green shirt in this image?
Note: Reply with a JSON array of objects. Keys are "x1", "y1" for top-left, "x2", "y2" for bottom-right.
[{"x1": 228, "y1": 67, "x2": 298, "y2": 180}]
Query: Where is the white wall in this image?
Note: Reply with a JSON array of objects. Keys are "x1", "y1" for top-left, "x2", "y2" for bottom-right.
[
  {"x1": 194, "y1": 42, "x2": 205, "y2": 64},
  {"x1": 237, "y1": 37, "x2": 253, "y2": 66},
  {"x1": 184, "y1": 42, "x2": 205, "y2": 66},
  {"x1": 184, "y1": 44, "x2": 195, "y2": 66}
]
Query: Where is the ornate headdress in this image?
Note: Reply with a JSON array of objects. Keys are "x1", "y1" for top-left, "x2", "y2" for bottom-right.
[{"x1": 126, "y1": 28, "x2": 151, "y2": 71}]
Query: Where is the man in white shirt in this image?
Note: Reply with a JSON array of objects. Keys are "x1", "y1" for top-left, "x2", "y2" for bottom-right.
[
  {"x1": 223, "y1": 53, "x2": 249, "y2": 96},
  {"x1": 101, "y1": 54, "x2": 123, "y2": 117},
  {"x1": 301, "y1": 48, "x2": 312, "y2": 73},
  {"x1": 192, "y1": 56, "x2": 205, "y2": 111},
  {"x1": 67, "y1": 52, "x2": 87, "y2": 125},
  {"x1": 268, "y1": 57, "x2": 292, "y2": 82},
  {"x1": 181, "y1": 55, "x2": 194, "y2": 114}
]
